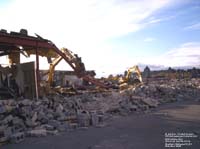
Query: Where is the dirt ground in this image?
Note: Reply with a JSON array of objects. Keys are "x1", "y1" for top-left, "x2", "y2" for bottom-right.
[{"x1": 3, "y1": 99, "x2": 200, "y2": 149}]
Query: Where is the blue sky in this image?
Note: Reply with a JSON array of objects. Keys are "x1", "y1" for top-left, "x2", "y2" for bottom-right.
[{"x1": 0, "y1": 0, "x2": 200, "y2": 77}]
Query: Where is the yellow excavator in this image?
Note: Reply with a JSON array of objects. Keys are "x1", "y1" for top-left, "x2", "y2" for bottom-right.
[
  {"x1": 124, "y1": 65, "x2": 142, "y2": 83},
  {"x1": 46, "y1": 48, "x2": 86, "y2": 86},
  {"x1": 119, "y1": 65, "x2": 143, "y2": 90},
  {"x1": 46, "y1": 55, "x2": 62, "y2": 86}
]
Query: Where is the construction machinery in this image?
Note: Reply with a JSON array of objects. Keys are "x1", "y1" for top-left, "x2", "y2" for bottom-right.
[
  {"x1": 105, "y1": 65, "x2": 143, "y2": 89},
  {"x1": 123, "y1": 65, "x2": 142, "y2": 83},
  {"x1": 46, "y1": 48, "x2": 86, "y2": 86},
  {"x1": 119, "y1": 65, "x2": 143, "y2": 89}
]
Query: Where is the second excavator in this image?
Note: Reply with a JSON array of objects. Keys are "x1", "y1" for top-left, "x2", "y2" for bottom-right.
[{"x1": 119, "y1": 65, "x2": 143, "y2": 90}]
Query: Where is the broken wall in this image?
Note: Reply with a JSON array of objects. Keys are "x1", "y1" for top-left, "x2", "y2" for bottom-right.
[
  {"x1": 16, "y1": 62, "x2": 36, "y2": 99},
  {"x1": 0, "y1": 62, "x2": 36, "y2": 99}
]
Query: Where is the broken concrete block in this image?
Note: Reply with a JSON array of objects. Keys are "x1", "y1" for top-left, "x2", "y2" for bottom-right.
[
  {"x1": 141, "y1": 98, "x2": 159, "y2": 108},
  {"x1": 57, "y1": 124, "x2": 68, "y2": 132},
  {"x1": 137, "y1": 104, "x2": 149, "y2": 111},
  {"x1": 4, "y1": 127, "x2": 12, "y2": 139},
  {"x1": 0, "y1": 126, "x2": 11, "y2": 143},
  {"x1": 27, "y1": 129, "x2": 47, "y2": 137},
  {"x1": 35, "y1": 101, "x2": 42, "y2": 106},
  {"x1": 46, "y1": 113, "x2": 54, "y2": 120},
  {"x1": 0, "y1": 136, "x2": 8, "y2": 143},
  {"x1": 25, "y1": 119, "x2": 38, "y2": 127},
  {"x1": 10, "y1": 132, "x2": 25, "y2": 143},
  {"x1": 56, "y1": 112, "x2": 67, "y2": 121},
  {"x1": 12, "y1": 117, "x2": 25, "y2": 127},
  {"x1": 90, "y1": 112, "x2": 99, "y2": 126},
  {"x1": 31, "y1": 112, "x2": 38, "y2": 123},
  {"x1": 0, "y1": 106, "x2": 6, "y2": 114},
  {"x1": 41, "y1": 124, "x2": 54, "y2": 131},
  {"x1": 48, "y1": 120, "x2": 61, "y2": 129},
  {"x1": 3, "y1": 115, "x2": 14, "y2": 124},
  {"x1": 7, "y1": 100, "x2": 16, "y2": 106},
  {"x1": 119, "y1": 99, "x2": 135, "y2": 113},
  {"x1": 77, "y1": 111, "x2": 90, "y2": 127},
  {"x1": 37, "y1": 111, "x2": 46, "y2": 120},
  {"x1": 46, "y1": 130, "x2": 58, "y2": 135},
  {"x1": 4, "y1": 105, "x2": 13, "y2": 113},
  {"x1": 126, "y1": 103, "x2": 138, "y2": 111},
  {"x1": 56, "y1": 104, "x2": 64, "y2": 113},
  {"x1": 19, "y1": 99, "x2": 32, "y2": 106},
  {"x1": 68, "y1": 123, "x2": 78, "y2": 130}
]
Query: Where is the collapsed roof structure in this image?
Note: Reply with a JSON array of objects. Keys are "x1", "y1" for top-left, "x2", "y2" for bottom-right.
[{"x1": 0, "y1": 29, "x2": 106, "y2": 99}]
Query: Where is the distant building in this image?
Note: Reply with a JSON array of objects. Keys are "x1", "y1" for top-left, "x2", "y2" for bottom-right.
[
  {"x1": 148, "y1": 67, "x2": 200, "y2": 80},
  {"x1": 143, "y1": 66, "x2": 151, "y2": 78},
  {"x1": 189, "y1": 67, "x2": 200, "y2": 78}
]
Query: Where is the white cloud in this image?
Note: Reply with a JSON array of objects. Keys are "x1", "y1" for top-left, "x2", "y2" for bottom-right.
[
  {"x1": 0, "y1": 0, "x2": 173, "y2": 44},
  {"x1": 184, "y1": 22, "x2": 200, "y2": 30},
  {"x1": 147, "y1": 15, "x2": 175, "y2": 24},
  {"x1": 144, "y1": 37, "x2": 156, "y2": 42},
  {"x1": 0, "y1": 0, "x2": 175, "y2": 77},
  {"x1": 141, "y1": 42, "x2": 200, "y2": 68}
]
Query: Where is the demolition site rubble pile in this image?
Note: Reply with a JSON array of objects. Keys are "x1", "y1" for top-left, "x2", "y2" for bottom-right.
[{"x1": 0, "y1": 79, "x2": 200, "y2": 144}]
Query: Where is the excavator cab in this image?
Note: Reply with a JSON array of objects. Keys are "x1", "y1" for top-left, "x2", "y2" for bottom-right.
[
  {"x1": 125, "y1": 65, "x2": 142, "y2": 84},
  {"x1": 119, "y1": 65, "x2": 142, "y2": 90}
]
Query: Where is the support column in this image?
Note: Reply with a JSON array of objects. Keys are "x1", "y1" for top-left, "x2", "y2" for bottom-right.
[{"x1": 35, "y1": 48, "x2": 40, "y2": 100}]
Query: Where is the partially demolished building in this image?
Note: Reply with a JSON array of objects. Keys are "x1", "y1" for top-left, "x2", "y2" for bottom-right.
[{"x1": 0, "y1": 29, "x2": 105, "y2": 99}]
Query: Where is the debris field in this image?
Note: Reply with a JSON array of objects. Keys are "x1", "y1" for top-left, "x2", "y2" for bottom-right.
[{"x1": 0, "y1": 78, "x2": 199, "y2": 144}]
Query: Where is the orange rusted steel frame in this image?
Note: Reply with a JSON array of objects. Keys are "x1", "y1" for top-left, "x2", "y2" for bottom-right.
[{"x1": 0, "y1": 33, "x2": 76, "y2": 70}]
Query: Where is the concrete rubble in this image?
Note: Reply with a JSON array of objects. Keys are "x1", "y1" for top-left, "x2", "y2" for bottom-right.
[{"x1": 0, "y1": 78, "x2": 200, "y2": 144}]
